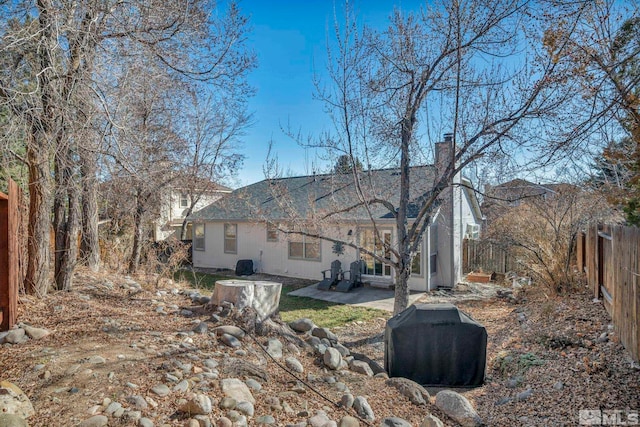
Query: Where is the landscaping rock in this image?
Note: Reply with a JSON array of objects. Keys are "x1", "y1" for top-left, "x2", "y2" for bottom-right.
[
  {"x1": 221, "y1": 378, "x2": 255, "y2": 404},
  {"x1": 309, "y1": 410, "x2": 332, "y2": 427},
  {"x1": 256, "y1": 415, "x2": 276, "y2": 425},
  {"x1": 245, "y1": 379, "x2": 262, "y2": 392},
  {"x1": 216, "y1": 417, "x2": 232, "y2": 427},
  {"x1": 22, "y1": 325, "x2": 51, "y2": 340},
  {"x1": 78, "y1": 415, "x2": 108, "y2": 427},
  {"x1": 180, "y1": 393, "x2": 213, "y2": 415},
  {"x1": 0, "y1": 414, "x2": 28, "y2": 427},
  {"x1": 381, "y1": 417, "x2": 412, "y2": 427},
  {"x1": 192, "y1": 322, "x2": 208, "y2": 334},
  {"x1": 289, "y1": 318, "x2": 315, "y2": 333},
  {"x1": 311, "y1": 327, "x2": 338, "y2": 342},
  {"x1": 385, "y1": 377, "x2": 430, "y2": 405},
  {"x1": 236, "y1": 401, "x2": 254, "y2": 417},
  {"x1": 340, "y1": 393, "x2": 354, "y2": 408},
  {"x1": 213, "y1": 325, "x2": 246, "y2": 339},
  {"x1": 150, "y1": 384, "x2": 170, "y2": 397},
  {"x1": 338, "y1": 415, "x2": 360, "y2": 427},
  {"x1": 435, "y1": 390, "x2": 483, "y2": 427},
  {"x1": 353, "y1": 396, "x2": 375, "y2": 422},
  {"x1": 334, "y1": 343, "x2": 350, "y2": 357},
  {"x1": 220, "y1": 333, "x2": 242, "y2": 348},
  {"x1": 0, "y1": 381, "x2": 35, "y2": 419},
  {"x1": 4, "y1": 329, "x2": 25, "y2": 345},
  {"x1": 516, "y1": 389, "x2": 533, "y2": 401},
  {"x1": 138, "y1": 418, "x2": 154, "y2": 427},
  {"x1": 126, "y1": 395, "x2": 148, "y2": 410},
  {"x1": 323, "y1": 347, "x2": 342, "y2": 370},
  {"x1": 264, "y1": 338, "x2": 283, "y2": 359},
  {"x1": 349, "y1": 360, "x2": 373, "y2": 376},
  {"x1": 421, "y1": 414, "x2": 445, "y2": 427},
  {"x1": 285, "y1": 357, "x2": 304, "y2": 373}
]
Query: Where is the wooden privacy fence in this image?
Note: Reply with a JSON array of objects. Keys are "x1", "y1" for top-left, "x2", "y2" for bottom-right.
[
  {"x1": 0, "y1": 179, "x2": 23, "y2": 332},
  {"x1": 463, "y1": 238, "x2": 515, "y2": 274},
  {"x1": 578, "y1": 224, "x2": 640, "y2": 362}
]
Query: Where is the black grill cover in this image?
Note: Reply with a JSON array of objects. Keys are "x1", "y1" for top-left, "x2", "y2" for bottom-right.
[
  {"x1": 384, "y1": 303, "x2": 487, "y2": 386},
  {"x1": 235, "y1": 259, "x2": 254, "y2": 276}
]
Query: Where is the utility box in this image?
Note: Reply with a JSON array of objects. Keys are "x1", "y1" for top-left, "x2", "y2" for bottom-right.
[{"x1": 384, "y1": 303, "x2": 487, "y2": 386}]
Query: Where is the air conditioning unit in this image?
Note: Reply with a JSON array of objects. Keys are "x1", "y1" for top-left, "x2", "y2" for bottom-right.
[{"x1": 465, "y1": 224, "x2": 480, "y2": 240}]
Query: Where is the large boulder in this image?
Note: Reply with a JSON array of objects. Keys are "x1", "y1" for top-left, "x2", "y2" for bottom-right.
[
  {"x1": 211, "y1": 280, "x2": 281, "y2": 321},
  {"x1": 0, "y1": 382, "x2": 34, "y2": 419},
  {"x1": 435, "y1": 390, "x2": 483, "y2": 427}
]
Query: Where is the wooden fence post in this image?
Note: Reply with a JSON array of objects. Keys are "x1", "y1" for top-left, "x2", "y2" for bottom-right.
[{"x1": 0, "y1": 179, "x2": 19, "y2": 331}]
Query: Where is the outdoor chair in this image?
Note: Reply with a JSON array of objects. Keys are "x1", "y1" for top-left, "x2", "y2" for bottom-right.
[
  {"x1": 317, "y1": 260, "x2": 341, "y2": 290},
  {"x1": 335, "y1": 260, "x2": 363, "y2": 292}
]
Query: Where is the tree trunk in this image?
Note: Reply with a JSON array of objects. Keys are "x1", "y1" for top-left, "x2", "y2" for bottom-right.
[
  {"x1": 24, "y1": 0, "x2": 55, "y2": 296},
  {"x1": 128, "y1": 203, "x2": 145, "y2": 274},
  {"x1": 53, "y1": 159, "x2": 66, "y2": 289},
  {"x1": 55, "y1": 184, "x2": 80, "y2": 291},
  {"x1": 25, "y1": 144, "x2": 52, "y2": 296},
  {"x1": 54, "y1": 142, "x2": 81, "y2": 291},
  {"x1": 393, "y1": 260, "x2": 412, "y2": 315},
  {"x1": 180, "y1": 206, "x2": 194, "y2": 240},
  {"x1": 80, "y1": 148, "x2": 100, "y2": 271},
  {"x1": 393, "y1": 117, "x2": 414, "y2": 314}
]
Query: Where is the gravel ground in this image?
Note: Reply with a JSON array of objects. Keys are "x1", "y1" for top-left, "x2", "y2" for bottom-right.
[{"x1": 1, "y1": 269, "x2": 638, "y2": 427}]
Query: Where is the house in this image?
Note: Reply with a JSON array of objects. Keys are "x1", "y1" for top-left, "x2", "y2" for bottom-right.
[
  {"x1": 153, "y1": 181, "x2": 232, "y2": 241},
  {"x1": 188, "y1": 139, "x2": 482, "y2": 291},
  {"x1": 482, "y1": 179, "x2": 571, "y2": 225}
]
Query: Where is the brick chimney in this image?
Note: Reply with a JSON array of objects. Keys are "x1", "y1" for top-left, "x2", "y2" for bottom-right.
[{"x1": 435, "y1": 133, "x2": 454, "y2": 180}]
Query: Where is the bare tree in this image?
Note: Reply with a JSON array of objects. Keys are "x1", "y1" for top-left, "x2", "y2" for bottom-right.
[
  {"x1": 176, "y1": 89, "x2": 251, "y2": 241},
  {"x1": 275, "y1": 0, "x2": 584, "y2": 314},
  {"x1": 0, "y1": 0, "x2": 255, "y2": 294},
  {"x1": 487, "y1": 184, "x2": 619, "y2": 292},
  {"x1": 554, "y1": 1, "x2": 640, "y2": 224}
]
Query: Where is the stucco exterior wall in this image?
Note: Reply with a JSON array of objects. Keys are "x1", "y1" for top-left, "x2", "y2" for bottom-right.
[{"x1": 192, "y1": 220, "x2": 438, "y2": 291}]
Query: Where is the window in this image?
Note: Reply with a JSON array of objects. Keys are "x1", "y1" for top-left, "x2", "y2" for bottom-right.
[
  {"x1": 288, "y1": 235, "x2": 320, "y2": 261},
  {"x1": 360, "y1": 229, "x2": 392, "y2": 277},
  {"x1": 194, "y1": 223, "x2": 205, "y2": 251},
  {"x1": 180, "y1": 193, "x2": 188, "y2": 208},
  {"x1": 430, "y1": 253, "x2": 437, "y2": 275},
  {"x1": 429, "y1": 225, "x2": 437, "y2": 275},
  {"x1": 224, "y1": 223, "x2": 237, "y2": 253},
  {"x1": 465, "y1": 223, "x2": 480, "y2": 240},
  {"x1": 266, "y1": 222, "x2": 278, "y2": 242},
  {"x1": 411, "y1": 245, "x2": 422, "y2": 276}
]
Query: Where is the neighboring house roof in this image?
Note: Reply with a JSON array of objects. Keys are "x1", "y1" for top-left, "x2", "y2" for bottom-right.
[
  {"x1": 190, "y1": 166, "x2": 448, "y2": 222},
  {"x1": 485, "y1": 178, "x2": 558, "y2": 202},
  {"x1": 172, "y1": 177, "x2": 232, "y2": 194}
]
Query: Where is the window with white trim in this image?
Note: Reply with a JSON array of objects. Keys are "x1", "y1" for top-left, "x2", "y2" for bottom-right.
[
  {"x1": 266, "y1": 222, "x2": 278, "y2": 242},
  {"x1": 429, "y1": 224, "x2": 437, "y2": 275},
  {"x1": 288, "y1": 235, "x2": 320, "y2": 261},
  {"x1": 411, "y1": 243, "x2": 422, "y2": 276},
  {"x1": 180, "y1": 193, "x2": 188, "y2": 208},
  {"x1": 224, "y1": 223, "x2": 237, "y2": 253},
  {"x1": 194, "y1": 223, "x2": 205, "y2": 251}
]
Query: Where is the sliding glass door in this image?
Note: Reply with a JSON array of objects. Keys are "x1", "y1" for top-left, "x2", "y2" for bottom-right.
[{"x1": 360, "y1": 229, "x2": 392, "y2": 278}]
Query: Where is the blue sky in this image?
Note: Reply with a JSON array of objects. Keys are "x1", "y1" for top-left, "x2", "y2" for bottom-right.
[{"x1": 236, "y1": 1, "x2": 421, "y2": 186}]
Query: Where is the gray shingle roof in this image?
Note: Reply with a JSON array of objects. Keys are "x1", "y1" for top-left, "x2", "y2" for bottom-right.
[{"x1": 189, "y1": 166, "x2": 436, "y2": 222}]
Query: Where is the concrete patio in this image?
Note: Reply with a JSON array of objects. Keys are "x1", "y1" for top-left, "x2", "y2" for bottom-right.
[{"x1": 287, "y1": 283, "x2": 425, "y2": 312}]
